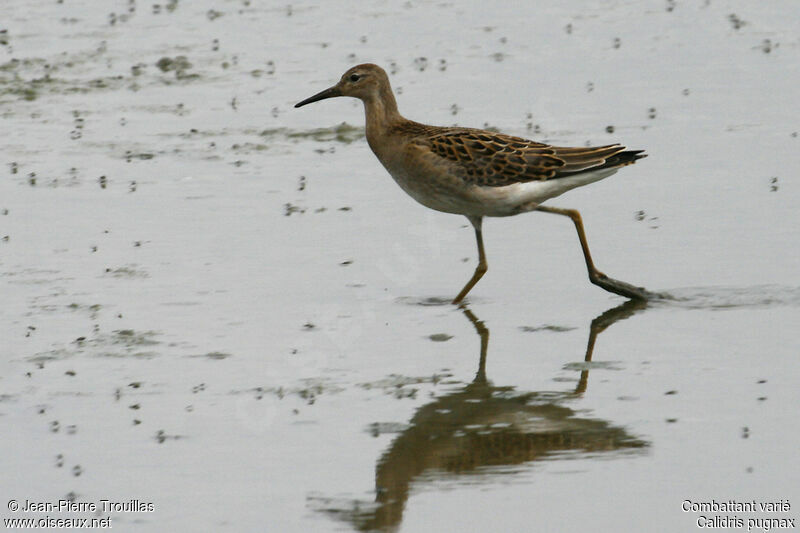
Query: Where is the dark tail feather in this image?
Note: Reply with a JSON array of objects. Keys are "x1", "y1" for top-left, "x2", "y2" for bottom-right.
[{"x1": 602, "y1": 149, "x2": 647, "y2": 169}]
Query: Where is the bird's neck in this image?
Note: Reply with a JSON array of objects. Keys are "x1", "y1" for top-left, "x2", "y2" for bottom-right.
[{"x1": 363, "y1": 86, "x2": 402, "y2": 153}]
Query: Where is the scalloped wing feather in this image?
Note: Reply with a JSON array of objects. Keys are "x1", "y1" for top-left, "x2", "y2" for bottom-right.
[{"x1": 413, "y1": 128, "x2": 638, "y2": 187}]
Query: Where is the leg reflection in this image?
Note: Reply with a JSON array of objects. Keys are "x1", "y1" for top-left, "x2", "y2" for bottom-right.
[{"x1": 575, "y1": 298, "x2": 648, "y2": 394}]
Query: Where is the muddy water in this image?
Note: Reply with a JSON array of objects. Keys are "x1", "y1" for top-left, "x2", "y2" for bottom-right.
[{"x1": 2, "y1": 1, "x2": 799, "y2": 531}]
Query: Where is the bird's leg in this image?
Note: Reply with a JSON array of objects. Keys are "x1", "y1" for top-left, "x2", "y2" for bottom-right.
[
  {"x1": 452, "y1": 216, "x2": 487, "y2": 304},
  {"x1": 535, "y1": 206, "x2": 660, "y2": 300}
]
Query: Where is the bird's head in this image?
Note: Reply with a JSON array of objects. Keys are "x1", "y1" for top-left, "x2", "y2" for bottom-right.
[{"x1": 295, "y1": 64, "x2": 390, "y2": 108}]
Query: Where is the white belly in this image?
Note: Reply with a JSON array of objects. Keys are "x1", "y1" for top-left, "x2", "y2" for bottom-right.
[{"x1": 385, "y1": 162, "x2": 619, "y2": 217}]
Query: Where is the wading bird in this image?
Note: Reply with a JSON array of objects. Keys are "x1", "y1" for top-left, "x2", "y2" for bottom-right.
[{"x1": 295, "y1": 64, "x2": 658, "y2": 304}]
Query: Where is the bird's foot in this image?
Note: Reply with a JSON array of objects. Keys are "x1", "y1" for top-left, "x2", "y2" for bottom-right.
[{"x1": 589, "y1": 271, "x2": 668, "y2": 301}]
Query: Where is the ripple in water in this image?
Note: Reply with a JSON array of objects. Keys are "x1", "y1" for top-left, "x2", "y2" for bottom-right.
[{"x1": 657, "y1": 285, "x2": 800, "y2": 310}]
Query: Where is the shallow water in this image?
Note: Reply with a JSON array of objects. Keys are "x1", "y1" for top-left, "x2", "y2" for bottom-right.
[{"x1": 2, "y1": 1, "x2": 799, "y2": 531}]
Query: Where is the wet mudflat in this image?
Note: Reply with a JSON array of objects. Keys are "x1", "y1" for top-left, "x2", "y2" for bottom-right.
[{"x1": 1, "y1": 1, "x2": 799, "y2": 531}]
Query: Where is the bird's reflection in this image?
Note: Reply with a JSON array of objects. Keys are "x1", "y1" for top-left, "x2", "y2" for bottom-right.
[{"x1": 312, "y1": 300, "x2": 651, "y2": 532}]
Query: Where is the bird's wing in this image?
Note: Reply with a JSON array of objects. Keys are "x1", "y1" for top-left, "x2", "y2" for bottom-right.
[{"x1": 417, "y1": 129, "x2": 629, "y2": 187}]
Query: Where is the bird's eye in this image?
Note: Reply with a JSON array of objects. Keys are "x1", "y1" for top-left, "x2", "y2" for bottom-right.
[{"x1": 349, "y1": 73, "x2": 361, "y2": 82}]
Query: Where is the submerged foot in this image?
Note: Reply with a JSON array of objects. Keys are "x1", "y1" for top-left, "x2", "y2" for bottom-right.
[{"x1": 590, "y1": 272, "x2": 669, "y2": 301}]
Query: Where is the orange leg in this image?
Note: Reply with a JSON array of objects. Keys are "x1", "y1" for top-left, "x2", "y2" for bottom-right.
[
  {"x1": 535, "y1": 206, "x2": 662, "y2": 300},
  {"x1": 452, "y1": 216, "x2": 487, "y2": 304}
]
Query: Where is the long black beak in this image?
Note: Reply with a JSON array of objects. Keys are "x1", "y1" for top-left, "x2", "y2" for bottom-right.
[{"x1": 294, "y1": 85, "x2": 342, "y2": 108}]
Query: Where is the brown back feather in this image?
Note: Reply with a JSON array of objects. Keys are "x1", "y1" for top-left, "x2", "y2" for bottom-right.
[{"x1": 399, "y1": 122, "x2": 645, "y2": 187}]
